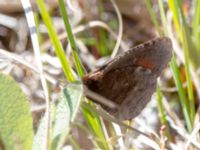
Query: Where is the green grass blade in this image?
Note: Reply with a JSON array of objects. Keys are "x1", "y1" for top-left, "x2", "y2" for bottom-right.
[
  {"x1": 98, "y1": 28, "x2": 110, "y2": 56},
  {"x1": 158, "y1": 0, "x2": 169, "y2": 35},
  {"x1": 168, "y1": 0, "x2": 182, "y2": 39},
  {"x1": 37, "y1": 0, "x2": 75, "y2": 82},
  {"x1": 158, "y1": 0, "x2": 193, "y2": 132},
  {"x1": 58, "y1": 0, "x2": 84, "y2": 77},
  {"x1": 57, "y1": 1, "x2": 110, "y2": 149},
  {"x1": 82, "y1": 103, "x2": 110, "y2": 150},
  {"x1": 182, "y1": 27, "x2": 195, "y2": 125},
  {"x1": 175, "y1": 1, "x2": 195, "y2": 125},
  {"x1": 169, "y1": 56, "x2": 192, "y2": 132}
]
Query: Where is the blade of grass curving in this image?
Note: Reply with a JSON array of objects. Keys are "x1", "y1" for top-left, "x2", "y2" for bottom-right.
[
  {"x1": 37, "y1": 0, "x2": 75, "y2": 82},
  {"x1": 110, "y1": 0, "x2": 123, "y2": 58},
  {"x1": 156, "y1": 86, "x2": 171, "y2": 140},
  {"x1": 58, "y1": 0, "x2": 84, "y2": 77},
  {"x1": 145, "y1": 0, "x2": 162, "y2": 35},
  {"x1": 169, "y1": 56, "x2": 192, "y2": 132}
]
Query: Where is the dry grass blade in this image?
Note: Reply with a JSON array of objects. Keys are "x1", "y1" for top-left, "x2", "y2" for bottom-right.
[{"x1": 21, "y1": 1, "x2": 51, "y2": 149}]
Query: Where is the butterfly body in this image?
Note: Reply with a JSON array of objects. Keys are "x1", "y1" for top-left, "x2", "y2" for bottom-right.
[{"x1": 83, "y1": 37, "x2": 172, "y2": 120}]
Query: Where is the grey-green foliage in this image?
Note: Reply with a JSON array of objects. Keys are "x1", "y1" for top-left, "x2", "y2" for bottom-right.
[
  {"x1": 0, "y1": 73, "x2": 33, "y2": 150},
  {"x1": 33, "y1": 82, "x2": 83, "y2": 150}
]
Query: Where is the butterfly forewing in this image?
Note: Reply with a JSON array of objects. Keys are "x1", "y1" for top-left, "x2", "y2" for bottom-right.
[{"x1": 83, "y1": 37, "x2": 172, "y2": 120}]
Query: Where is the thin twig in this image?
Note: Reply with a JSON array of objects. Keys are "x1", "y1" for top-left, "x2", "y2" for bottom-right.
[
  {"x1": 110, "y1": 0, "x2": 123, "y2": 58},
  {"x1": 0, "y1": 49, "x2": 57, "y2": 85},
  {"x1": 167, "y1": 117, "x2": 200, "y2": 149},
  {"x1": 41, "y1": 20, "x2": 128, "y2": 51},
  {"x1": 184, "y1": 123, "x2": 200, "y2": 150}
]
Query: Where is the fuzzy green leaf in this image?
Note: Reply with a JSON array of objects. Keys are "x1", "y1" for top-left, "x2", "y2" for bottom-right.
[{"x1": 0, "y1": 73, "x2": 33, "y2": 150}]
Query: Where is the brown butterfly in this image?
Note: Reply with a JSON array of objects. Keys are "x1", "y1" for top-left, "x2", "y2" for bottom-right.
[{"x1": 82, "y1": 37, "x2": 172, "y2": 120}]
